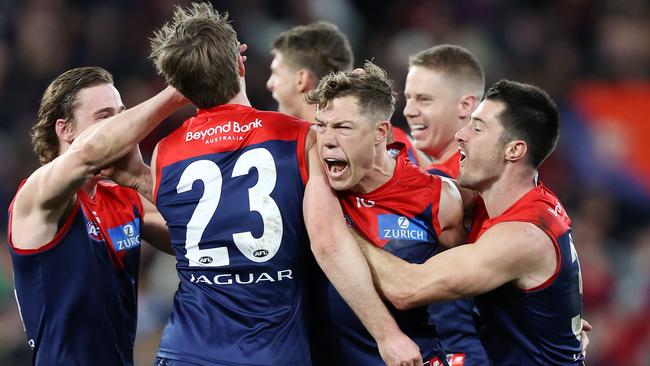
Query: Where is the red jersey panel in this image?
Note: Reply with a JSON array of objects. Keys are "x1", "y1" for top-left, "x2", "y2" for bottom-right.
[
  {"x1": 426, "y1": 151, "x2": 461, "y2": 179},
  {"x1": 392, "y1": 126, "x2": 423, "y2": 167}
]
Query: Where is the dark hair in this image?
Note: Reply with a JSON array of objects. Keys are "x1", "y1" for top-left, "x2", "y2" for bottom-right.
[
  {"x1": 484, "y1": 79, "x2": 560, "y2": 168},
  {"x1": 31, "y1": 67, "x2": 113, "y2": 164},
  {"x1": 410, "y1": 44, "x2": 484, "y2": 97},
  {"x1": 150, "y1": 2, "x2": 239, "y2": 109},
  {"x1": 304, "y1": 61, "x2": 396, "y2": 123},
  {"x1": 272, "y1": 21, "x2": 353, "y2": 79}
]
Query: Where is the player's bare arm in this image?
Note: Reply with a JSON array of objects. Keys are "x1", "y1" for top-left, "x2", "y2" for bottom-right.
[
  {"x1": 11, "y1": 86, "x2": 187, "y2": 250},
  {"x1": 303, "y1": 129, "x2": 423, "y2": 366},
  {"x1": 360, "y1": 221, "x2": 557, "y2": 310},
  {"x1": 436, "y1": 177, "x2": 466, "y2": 248}
]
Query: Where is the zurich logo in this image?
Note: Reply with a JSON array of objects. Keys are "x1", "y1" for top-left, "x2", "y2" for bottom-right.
[
  {"x1": 122, "y1": 224, "x2": 134, "y2": 237},
  {"x1": 397, "y1": 216, "x2": 410, "y2": 229}
]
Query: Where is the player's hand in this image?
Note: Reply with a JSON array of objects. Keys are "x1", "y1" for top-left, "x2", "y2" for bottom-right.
[
  {"x1": 167, "y1": 85, "x2": 189, "y2": 106},
  {"x1": 238, "y1": 43, "x2": 248, "y2": 63},
  {"x1": 100, "y1": 145, "x2": 150, "y2": 193},
  {"x1": 581, "y1": 318, "x2": 592, "y2": 359},
  {"x1": 377, "y1": 331, "x2": 423, "y2": 366}
]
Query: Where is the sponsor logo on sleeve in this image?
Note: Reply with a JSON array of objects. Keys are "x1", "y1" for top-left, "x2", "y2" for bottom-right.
[
  {"x1": 108, "y1": 218, "x2": 141, "y2": 251},
  {"x1": 377, "y1": 214, "x2": 428, "y2": 241}
]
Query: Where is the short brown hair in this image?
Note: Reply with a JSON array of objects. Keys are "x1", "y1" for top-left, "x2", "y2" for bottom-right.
[
  {"x1": 484, "y1": 79, "x2": 559, "y2": 168},
  {"x1": 150, "y1": 2, "x2": 239, "y2": 109},
  {"x1": 272, "y1": 21, "x2": 353, "y2": 79},
  {"x1": 305, "y1": 62, "x2": 396, "y2": 123},
  {"x1": 410, "y1": 44, "x2": 485, "y2": 97},
  {"x1": 31, "y1": 67, "x2": 113, "y2": 165}
]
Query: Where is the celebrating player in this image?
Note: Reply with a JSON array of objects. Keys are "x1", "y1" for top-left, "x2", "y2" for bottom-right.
[
  {"x1": 402, "y1": 45, "x2": 490, "y2": 365},
  {"x1": 360, "y1": 79, "x2": 586, "y2": 365},
  {"x1": 7, "y1": 67, "x2": 184, "y2": 365},
  {"x1": 149, "y1": 4, "x2": 421, "y2": 365},
  {"x1": 304, "y1": 62, "x2": 465, "y2": 364}
]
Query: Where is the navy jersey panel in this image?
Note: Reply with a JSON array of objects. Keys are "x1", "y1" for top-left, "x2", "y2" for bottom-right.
[
  {"x1": 8, "y1": 184, "x2": 142, "y2": 366},
  {"x1": 313, "y1": 147, "x2": 446, "y2": 365},
  {"x1": 426, "y1": 160, "x2": 490, "y2": 366},
  {"x1": 155, "y1": 140, "x2": 311, "y2": 365},
  {"x1": 473, "y1": 184, "x2": 584, "y2": 365}
]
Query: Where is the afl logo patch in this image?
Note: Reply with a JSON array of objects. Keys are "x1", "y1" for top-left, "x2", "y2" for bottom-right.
[
  {"x1": 253, "y1": 249, "x2": 269, "y2": 258},
  {"x1": 199, "y1": 256, "x2": 213, "y2": 264},
  {"x1": 86, "y1": 221, "x2": 102, "y2": 241}
]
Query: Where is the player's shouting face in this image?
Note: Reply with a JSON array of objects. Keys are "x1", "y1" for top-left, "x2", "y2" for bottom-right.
[
  {"x1": 315, "y1": 95, "x2": 383, "y2": 192},
  {"x1": 455, "y1": 99, "x2": 509, "y2": 191}
]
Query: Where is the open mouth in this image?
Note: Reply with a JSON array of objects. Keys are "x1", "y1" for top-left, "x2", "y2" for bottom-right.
[
  {"x1": 323, "y1": 157, "x2": 349, "y2": 177},
  {"x1": 459, "y1": 149, "x2": 467, "y2": 162}
]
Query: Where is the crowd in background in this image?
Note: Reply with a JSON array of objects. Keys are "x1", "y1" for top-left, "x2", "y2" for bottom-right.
[{"x1": 0, "y1": 0, "x2": 649, "y2": 365}]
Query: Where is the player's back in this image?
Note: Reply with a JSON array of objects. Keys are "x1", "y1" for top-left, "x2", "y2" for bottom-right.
[{"x1": 154, "y1": 104, "x2": 312, "y2": 365}]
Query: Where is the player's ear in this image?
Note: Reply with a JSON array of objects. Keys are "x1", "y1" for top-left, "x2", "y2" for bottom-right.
[
  {"x1": 458, "y1": 93, "x2": 478, "y2": 119},
  {"x1": 375, "y1": 120, "x2": 391, "y2": 144},
  {"x1": 504, "y1": 139, "x2": 527, "y2": 162},
  {"x1": 297, "y1": 69, "x2": 317, "y2": 93},
  {"x1": 55, "y1": 118, "x2": 75, "y2": 144}
]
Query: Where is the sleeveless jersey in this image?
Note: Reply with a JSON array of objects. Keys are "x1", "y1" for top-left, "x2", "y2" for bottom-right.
[
  {"x1": 313, "y1": 145, "x2": 447, "y2": 365},
  {"x1": 392, "y1": 126, "x2": 423, "y2": 166},
  {"x1": 470, "y1": 184, "x2": 584, "y2": 365},
  {"x1": 8, "y1": 180, "x2": 143, "y2": 366},
  {"x1": 154, "y1": 104, "x2": 312, "y2": 365},
  {"x1": 426, "y1": 153, "x2": 490, "y2": 366},
  {"x1": 426, "y1": 151, "x2": 461, "y2": 179}
]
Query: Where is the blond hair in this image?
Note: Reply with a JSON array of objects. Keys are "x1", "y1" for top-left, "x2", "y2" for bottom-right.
[{"x1": 305, "y1": 62, "x2": 396, "y2": 123}]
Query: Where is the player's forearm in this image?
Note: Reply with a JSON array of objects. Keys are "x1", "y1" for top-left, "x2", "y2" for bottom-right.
[
  {"x1": 304, "y1": 184, "x2": 404, "y2": 341},
  {"x1": 311, "y1": 235, "x2": 405, "y2": 339},
  {"x1": 359, "y1": 240, "x2": 464, "y2": 309},
  {"x1": 75, "y1": 86, "x2": 186, "y2": 171},
  {"x1": 358, "y1": 241, "x2": 423, "y2": 309}
]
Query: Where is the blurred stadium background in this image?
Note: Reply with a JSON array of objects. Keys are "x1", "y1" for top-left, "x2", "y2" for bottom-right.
[{"x1": 0, "y1": 0, "x2": 649, "y2": 365}]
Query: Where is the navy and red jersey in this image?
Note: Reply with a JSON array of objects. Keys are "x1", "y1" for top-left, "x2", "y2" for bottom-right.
[
  {"x1": 154, "y1": 104, "x2": 313, "y2": 365},
  {"x1": 470, "y1": 184, "x2": 584, "y2": 365},
  {"x1": 426, "y1": 151, "x2": 461, "y2": 179},
  {"x1": 312, "y1": 145, "x2": 447, "y2": 365},
  {"x1": 392, "y1": 126, "x2": 423, "y2": 167},
  {"x1": 424, "y1": 152, "x2": 490, "y2": 366},
  {"x1": 8, "y1": 180, "x2": 143, "y2": 366}
]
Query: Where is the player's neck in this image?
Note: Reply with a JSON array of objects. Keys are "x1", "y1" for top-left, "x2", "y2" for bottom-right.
[
  {"x1": 299, "y1": 103, "x2": 316, "y2": 123},
  {"x1": 355, "y1": 147, "x2": 397, "y2": 194},
  {"x1": 80, "y1": 177, "x2": 101, "y2": 199},
  {"x1": 228, "y1": 90, "x2": 251, "y2": 107},
  {"x1": 480, "y1": 166, "x2": 537, "y2": 218},
  {"x1": 429, "y1": 142, "x2": 458, "y2": 164}
]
